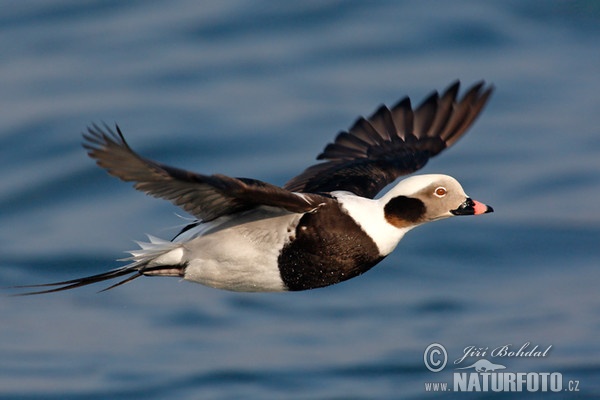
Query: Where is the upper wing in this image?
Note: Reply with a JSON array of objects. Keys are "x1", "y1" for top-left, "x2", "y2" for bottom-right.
[
  {"x1": 284, "y1": 81, "x2": 494, "y2": 198},
  {"x1": 83, "y1": 124, "x2": 324, "y2": 222}
]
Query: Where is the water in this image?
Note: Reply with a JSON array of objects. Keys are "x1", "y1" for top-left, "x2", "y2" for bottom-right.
[{"x1": 1, "y1": 1, "x2": 599, "y2": 398}]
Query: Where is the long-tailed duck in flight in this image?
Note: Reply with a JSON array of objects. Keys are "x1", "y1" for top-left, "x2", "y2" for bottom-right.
[{"x1": 16, "y1": 81, "x2": 493, "y2": 295}]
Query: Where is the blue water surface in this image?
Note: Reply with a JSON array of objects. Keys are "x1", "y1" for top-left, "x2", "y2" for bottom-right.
[{"x1": 1, "y1": 1, "x2": 599, "y2": 399}]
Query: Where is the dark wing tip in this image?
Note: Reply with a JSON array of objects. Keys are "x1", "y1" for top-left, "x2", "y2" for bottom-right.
[
  {"x1": 284, "y1": 80, "x2": 494, "y2": 197},
  {"x1": 439, "y1": 80, "x2": 494, "y2": 148},
  {"x1": 82, "y1": 122, "x2": 130, "y2": 155},
  {"x1": 313, "y1": 80, "x2": 493, "y2": 163}
]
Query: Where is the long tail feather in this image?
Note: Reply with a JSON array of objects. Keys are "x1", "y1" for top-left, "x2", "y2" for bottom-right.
[
  {"x1": 9, "y1": 236, "x2": 185, "y2": 296},
  {"x1": 9, "y1": 265, "x2": 143, "y2": 296}
]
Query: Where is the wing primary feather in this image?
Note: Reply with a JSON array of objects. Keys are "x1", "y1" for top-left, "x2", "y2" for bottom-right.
[
  {"x1": 347, "y1": 117, "x2": 383, "y2": 146},
  {"x1": 425, "y1": 82, "x2": 459, "y2": 139},
  {"x1": 413, "y1": 91, "x2": 439, "y2": 138},
  {"x1": 389, "y1": 97, "x2": 414, "y2": 141},
  {"x1": 284, "y1": 80, "x2": 494, "y2": 197},
  {"x1": 444, "y1": 84, "x2": 494, "y2": 147},
  {"x1": 367, "y1": 105, "x2": 395, "y2": 142},
  {"x1": 440, "y1": 81, "x2": 488, "y2": 145},
  {"x1": 82, "y1": 124, "x2": 324, "y2": 221}
]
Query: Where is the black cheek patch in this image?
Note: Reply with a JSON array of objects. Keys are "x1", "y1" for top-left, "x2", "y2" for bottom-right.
[{"x1": 384, "y1": 196, "x2": 426, "y2": 226}]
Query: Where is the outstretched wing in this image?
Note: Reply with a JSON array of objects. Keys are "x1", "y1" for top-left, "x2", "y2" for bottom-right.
[
  {"x1": 284, "y1": 81, "x2": 493, "y2": 198},
  {"x1": 84, "y1": 125, "x2": 324, "y2": 222}
]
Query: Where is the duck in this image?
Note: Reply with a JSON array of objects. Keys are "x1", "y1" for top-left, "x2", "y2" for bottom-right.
[{"x1": 17, "y1": 80, "x2": 493, "y2": 294}]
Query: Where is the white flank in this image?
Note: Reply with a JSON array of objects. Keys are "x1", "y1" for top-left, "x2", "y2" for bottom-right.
[{"x1": 181, "y1": 206, "x2": 302, "y2": 292}]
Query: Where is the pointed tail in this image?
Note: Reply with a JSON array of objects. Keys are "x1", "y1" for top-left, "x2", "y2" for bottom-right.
[{"x1": 9, "y1": 236, "x2": 186, "y2": 296}]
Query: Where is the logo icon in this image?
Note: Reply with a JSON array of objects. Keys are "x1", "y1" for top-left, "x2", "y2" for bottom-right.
[{"x1": 455, "y1": 359, "x2": 506, "y2": 372}]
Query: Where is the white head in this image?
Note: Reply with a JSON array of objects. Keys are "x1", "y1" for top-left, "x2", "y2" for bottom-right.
[
  {"x1": 335, "y1": 174, "x2": 492, "y2": 256},
  {"x1": 379, "y1": 174, "x2": 493, "y2": 228}
]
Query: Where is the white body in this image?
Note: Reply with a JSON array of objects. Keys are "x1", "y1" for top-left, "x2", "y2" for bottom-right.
[{"x1": 137, "y1": 207, "x2": 302, "y2": 292}]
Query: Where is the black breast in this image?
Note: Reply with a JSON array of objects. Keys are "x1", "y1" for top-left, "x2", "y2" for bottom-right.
[{"x1": 278, "y1": 201, "x2": 384, "y2": 291}]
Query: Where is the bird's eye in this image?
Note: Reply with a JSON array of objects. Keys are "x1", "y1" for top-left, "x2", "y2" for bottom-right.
[{"x1": 434, "y1": 187, "x2": 447, "y2": 197}]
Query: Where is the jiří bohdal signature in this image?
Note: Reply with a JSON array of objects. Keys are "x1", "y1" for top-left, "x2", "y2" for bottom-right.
[{"x1": 454, "y1": 342, "x2": 552, "y2": 366}]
